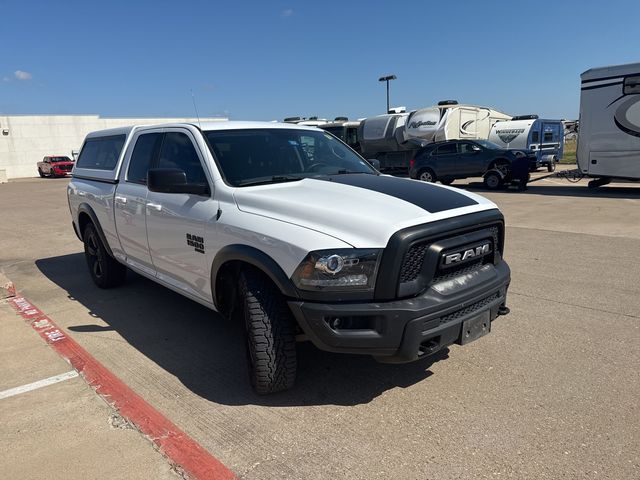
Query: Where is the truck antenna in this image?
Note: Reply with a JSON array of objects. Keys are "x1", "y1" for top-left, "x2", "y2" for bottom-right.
[{"x1": 190, "y1": 89, "x2": 202, "y2": 129}]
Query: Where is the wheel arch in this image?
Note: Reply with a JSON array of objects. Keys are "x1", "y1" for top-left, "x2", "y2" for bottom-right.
[
  {"x1": 210, "y1": 245, "x2": 299, "y2": 312},
  {"x1": 77, "y1": 203, "x2": 115, "y2": 258}
]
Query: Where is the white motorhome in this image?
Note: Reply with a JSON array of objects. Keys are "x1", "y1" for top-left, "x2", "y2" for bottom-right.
[
  {"x1": 578, "y1": 62, "x2": 640, "y2": 187},
  {"x1": 488, "y1": 116, "x2": 564, "y2": 172}
]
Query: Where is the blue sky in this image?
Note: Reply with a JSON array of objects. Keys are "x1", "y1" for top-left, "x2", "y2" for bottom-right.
[{"x1": 1, "y1": 0, "x2": 639, "y2": 121}]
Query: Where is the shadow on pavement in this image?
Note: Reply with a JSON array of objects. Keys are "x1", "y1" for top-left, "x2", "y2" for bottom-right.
[
  {"x1": 36, "y1": 253, "x2": 445, "y2": 407},
  {"x1": 460, "y1": 180, "x2": 640, "y2": 199}
]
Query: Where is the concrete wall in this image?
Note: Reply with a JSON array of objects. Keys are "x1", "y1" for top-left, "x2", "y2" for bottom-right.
[{"x1": 0, "y1": 115, "x2": 227, "y2": 179}]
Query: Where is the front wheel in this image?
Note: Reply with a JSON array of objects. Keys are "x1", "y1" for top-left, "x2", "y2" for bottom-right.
[
  {"x1": 83, "y1": 223, "x2": 127, "y2": 288},
  {"x1": 239, "y1": 269, "x2": 297, "y2": 394},
  {"x1": 38, "y1": 168, "x2": 45, "y2": 178}
]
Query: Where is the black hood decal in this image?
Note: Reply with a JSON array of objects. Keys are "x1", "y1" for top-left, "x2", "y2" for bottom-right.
[{"x1": 315, "y1": 174, "x2": 477, "y2": 213}]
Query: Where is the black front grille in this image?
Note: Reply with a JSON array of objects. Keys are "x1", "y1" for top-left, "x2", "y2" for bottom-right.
[
  {"x1": 397, "y1": 224, "x2": 501, "y2": 297},
  {"x1": 399, "y1": 243, "x2": 428, "y2": 283},
  {"x1": 431, "y1": 260, "x2": 484, "y2": 285}
]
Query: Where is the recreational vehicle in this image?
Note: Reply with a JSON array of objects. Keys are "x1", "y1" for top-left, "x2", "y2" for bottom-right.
[
  {"x1": 578, "y1": 62, "x2": 640, "y2": 187},
  {"x1": 358, "y1": 101, "x2": 511, "y2": 171},
  {"x1": 318, "y1": 119, "x2": 362, "y2": 152},
  {"x1": 488, "y1": 116, "x2": 564, "y2": 172}
]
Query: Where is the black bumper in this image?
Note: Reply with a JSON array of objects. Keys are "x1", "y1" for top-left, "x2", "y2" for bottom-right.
[{"x1": 288, "y1": 261, "x2": 510, "y2": 363}]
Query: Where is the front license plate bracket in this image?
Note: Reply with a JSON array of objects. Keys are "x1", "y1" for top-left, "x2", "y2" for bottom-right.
[{"x1": 458, "y1": 311, "x2": 491, "y2": 345}]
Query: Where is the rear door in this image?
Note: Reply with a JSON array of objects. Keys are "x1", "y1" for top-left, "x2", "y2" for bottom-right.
[
  {"x1": 457, "y1": 142, "x2": 484, "y2": 175},
  {"x1": 432, "y1": 142, "x2": 459, "y2": 177},
  {"x1": 145, "y1": 128, "x2": 218, "y2": 302},
  {"x1": 114, "y1": 130, "x2": 163, "y2": 275}
]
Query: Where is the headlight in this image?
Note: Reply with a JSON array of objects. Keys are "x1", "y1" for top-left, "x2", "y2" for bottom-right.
[{"x1": 291, "y1": 249, "x2": 382, "y2": 291}]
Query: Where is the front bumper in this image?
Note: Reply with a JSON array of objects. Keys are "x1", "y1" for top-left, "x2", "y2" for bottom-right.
[{"x1": 288, "y1": 261, "x2": 510, "y2": 363}]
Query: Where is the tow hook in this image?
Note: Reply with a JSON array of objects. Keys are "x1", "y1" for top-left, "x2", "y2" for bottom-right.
[{"x1": 498, "y1": 304, "x2": 510, "y2": 316}]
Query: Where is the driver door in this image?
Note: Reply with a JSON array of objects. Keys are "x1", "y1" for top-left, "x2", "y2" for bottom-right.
[{"x1": 145, "y1": 128, "x2": 218, "y2": 302}]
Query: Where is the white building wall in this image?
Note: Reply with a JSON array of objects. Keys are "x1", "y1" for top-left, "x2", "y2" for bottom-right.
[{"x1": 0, "y1": 115, "x2": 227, "y2": 179}]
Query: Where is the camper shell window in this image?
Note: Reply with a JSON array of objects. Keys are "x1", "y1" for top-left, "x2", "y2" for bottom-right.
[
  {"x1": 531, "y1": 131, "x2": 540, "y2": 143},
  {"x1": 543, "y1": 132, "x2": 554, "y2": 142},
  {"x1": 624, "y1": 76, "x2": 640, "y2": 95},
  {"x1": 76, "y1": 135, "x2": 126, "y2": 171}
]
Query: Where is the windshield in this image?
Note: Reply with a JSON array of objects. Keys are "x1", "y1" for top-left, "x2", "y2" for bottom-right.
[
  {"x1": 475, "y1": 140, "x2": 503, "y2": 150},
  {"x1": 50, "y1": 156, "x2": 72, "y2": 162},
  {"x1": 204, "y1": 128, "x2": 375, "y2": 186}
]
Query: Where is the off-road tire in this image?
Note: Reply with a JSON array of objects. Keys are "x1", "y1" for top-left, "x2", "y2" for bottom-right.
[
  {"x1": 239, "y1": 269, "x2": 297, "y2": 394},
  {"x1": 83, "y1": 223, "x2": 127, "y2": 288}
]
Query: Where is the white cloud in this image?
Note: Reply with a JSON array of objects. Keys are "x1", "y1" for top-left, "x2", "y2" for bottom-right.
[
  {"x1": 281, "y1": 8, "x2": 293, "y2": 17},
  {"x1": 14, "y1": 70, "x2": 32, "y2": 81}
]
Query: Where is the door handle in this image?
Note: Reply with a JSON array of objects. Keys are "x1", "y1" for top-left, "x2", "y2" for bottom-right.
[
  {"x1": 146, "y1": 202, "x2": 162, "y2": 212},
  {"x1": 114, "y1": 195, "x2": 127, "y2": 204}
]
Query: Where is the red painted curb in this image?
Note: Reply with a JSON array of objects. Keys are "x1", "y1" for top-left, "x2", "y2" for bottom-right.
[{"x1": 8, "y1": 295, "x2": 237, "y2": 480}]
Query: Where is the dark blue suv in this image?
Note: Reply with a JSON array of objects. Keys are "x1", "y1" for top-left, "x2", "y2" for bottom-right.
[{"x1": 408, "y1": 139, "x2": 538, "y2": 189}]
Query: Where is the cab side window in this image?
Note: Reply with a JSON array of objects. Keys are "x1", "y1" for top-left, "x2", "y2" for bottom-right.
[
  {"x1": 157, "y1": 132, "x2": 208, "y2": 184},
  {"x1": 127, "y1": 133, "x2": 162, "y2": 184}
]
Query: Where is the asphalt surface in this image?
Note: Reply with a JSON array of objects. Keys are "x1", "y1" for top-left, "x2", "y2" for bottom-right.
[{"x1": 1, "y1": 172, "x2": 639, "y2": 479}]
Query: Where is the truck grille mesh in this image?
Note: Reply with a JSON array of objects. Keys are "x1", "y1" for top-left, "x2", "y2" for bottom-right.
[
  {"x1": 398, "y1": 244, "x2": 428, "y2": 283},
  {"x1": 398, "y1": 225, "x2": 501, "y2": 291}
]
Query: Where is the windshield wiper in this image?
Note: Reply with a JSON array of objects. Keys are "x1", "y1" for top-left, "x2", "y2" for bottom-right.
[{"x1": 237, "y1": 175, "x2": 304, "y2": 187}]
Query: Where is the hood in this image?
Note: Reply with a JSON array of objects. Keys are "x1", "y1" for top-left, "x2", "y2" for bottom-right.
[{"x1": 233, "y1": 174, "x2": 497, "y2": 248}]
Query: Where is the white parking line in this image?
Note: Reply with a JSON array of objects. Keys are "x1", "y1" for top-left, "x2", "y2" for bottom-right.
[{"x1": 0, "y1": 370, "x2": 79, "y2": 400}]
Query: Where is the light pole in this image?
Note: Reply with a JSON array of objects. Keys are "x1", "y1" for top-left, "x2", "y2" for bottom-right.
[{"x1": 378, "y1": 74, "x2": 397, "y2": 113}]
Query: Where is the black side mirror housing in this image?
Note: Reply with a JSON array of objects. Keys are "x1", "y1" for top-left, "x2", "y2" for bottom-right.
[{"x1": 147, "y1": 168, "x2": 209, "y2": 195}]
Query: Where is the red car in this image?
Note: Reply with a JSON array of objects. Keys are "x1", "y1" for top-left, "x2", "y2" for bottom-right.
[{"x1": 37, "y1": 156, "x2": 75, "y2": 177}]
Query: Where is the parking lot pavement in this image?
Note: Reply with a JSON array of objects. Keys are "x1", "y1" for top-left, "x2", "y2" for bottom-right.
[{"x1": 1, "y1": 176, "x2": 639, "y2": 479}]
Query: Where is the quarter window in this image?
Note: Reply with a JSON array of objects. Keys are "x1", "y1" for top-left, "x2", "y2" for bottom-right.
[
  {"x1": 127, "y1": 133, "x2": 162, "y2": 184},
  {"x1": 157, "y1": 132, "x2": 208, "y2": 184}
]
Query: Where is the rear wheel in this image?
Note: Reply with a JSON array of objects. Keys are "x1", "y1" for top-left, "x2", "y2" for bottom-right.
[
  {"x1": 239, "y1": 269, "x2": 297, "y2": 394},
  {"x1": 547, "y1": 162, "x2": 556, "y2": 172},
  {"x1": 484, "y1": 171, "x2": 503, "y2": 190},
  {"x1": 83, "y1": 223, "x2": 127, "y2": 288},
  {"x1": 418, "y1": 168, "x2": 436, "y2": 183}
]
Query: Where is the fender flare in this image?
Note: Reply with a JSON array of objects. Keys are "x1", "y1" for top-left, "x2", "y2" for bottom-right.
[
  {"x1": 210, "y1": 245, "x2": 299, "y2": 307},
  {"x1": 77, "y1": 203, "x2": 115, "y2": 258}
]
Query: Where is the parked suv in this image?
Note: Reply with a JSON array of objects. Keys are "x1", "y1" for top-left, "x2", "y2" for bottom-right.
[
  {"x1": 408, "y1": 140, "x2": 538, "y2": 189},
  {"x1": 37, "y1": 155, "x2": 75, "y2": 177}
]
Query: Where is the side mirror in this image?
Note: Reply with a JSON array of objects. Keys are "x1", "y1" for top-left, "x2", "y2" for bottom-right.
[
  {"x1": 367, "y1": 158, "x2": 381, "y2": 170},
  {"x1": 147, "y1": 168, "x2": 209, "y2": 195}
]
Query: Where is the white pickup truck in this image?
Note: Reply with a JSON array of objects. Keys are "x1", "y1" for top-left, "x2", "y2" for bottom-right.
[{"x1": 67, "y1": 122, "x2": 511, "y2": 394}]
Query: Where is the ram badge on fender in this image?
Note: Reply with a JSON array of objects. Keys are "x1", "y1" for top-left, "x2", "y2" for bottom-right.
[{"x1": 67, "y1": 121, "x2": 511, "y2": 394}]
